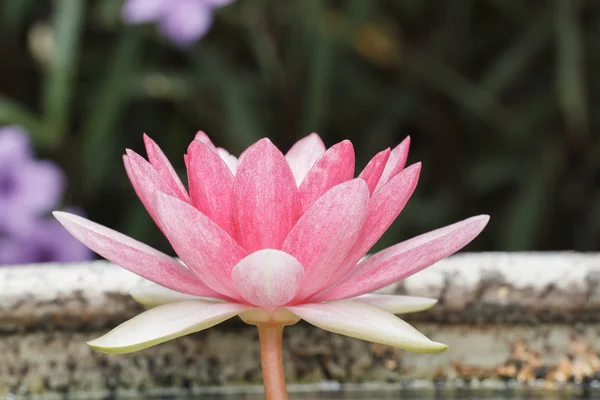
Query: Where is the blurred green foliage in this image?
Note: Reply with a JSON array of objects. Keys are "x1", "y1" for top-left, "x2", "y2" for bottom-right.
[{"x1": 0, "y1": 0, "x2": 599, "y2": 254}]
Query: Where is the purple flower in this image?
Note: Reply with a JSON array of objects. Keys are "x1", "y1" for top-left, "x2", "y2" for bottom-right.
[
  {"x1": 122, "y1": 0, "x2": 235, "y2": 47},
  {"x1": 0, "y1": 126, "x2": 92, "y2": 265},
  {"x1": 0, "y1": 126, "x2": 65, "y2": 235},
  {"x1": 0, "y1": 217, "x2": 92, "y2": 265}
]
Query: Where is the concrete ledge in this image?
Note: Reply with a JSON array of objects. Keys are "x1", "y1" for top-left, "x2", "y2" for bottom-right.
[
  {"x1": 1, "y1": 252, "x2": 600, "y2": 331},
  {"x1": 1, "y1": 252, "x2": 600, "y2": 395},
  {"x1": 0, "y1": 262, "x2": 141, "y2": 332}
]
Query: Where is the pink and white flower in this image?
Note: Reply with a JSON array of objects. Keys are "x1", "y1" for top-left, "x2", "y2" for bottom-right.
[{"x1": 54, "y1": 132, "x2": 488, "y2": 355}]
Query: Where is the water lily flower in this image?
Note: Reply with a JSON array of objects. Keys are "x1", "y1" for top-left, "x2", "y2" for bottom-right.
[
  {"x1": 122, "y1": 0, "x2": 235, "y2": 47},
  {"x1": 54, "y1": 132, "x2": 488, "y2": 399}
]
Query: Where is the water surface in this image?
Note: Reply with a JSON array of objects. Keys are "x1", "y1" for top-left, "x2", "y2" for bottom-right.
[{"x1": 144, "y1": 389, "x2": 599, "y2": 400}]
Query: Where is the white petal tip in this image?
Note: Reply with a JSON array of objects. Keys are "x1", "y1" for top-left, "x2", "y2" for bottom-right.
[
  {"x1": 87, "y1": 334, "x2": 146, "y2": 354},
  {"x1": 400, "y1": 339, "x2": 449, "y2": 354},
  {"x1": 420, "y1": 342, "x2": 448, "y2": 354},
  {"x1": 412, "y1": 298, "x2": 438, "y2": 312},
  {"x1": 432, "y1": 342, "x2": 448, "y2": 353},
  {"x1": 87, "y1": 341, "x2": 139, "y2": 355},
  {"x1": 87, "y1": 340, "x2": 127, "y2": 355}
]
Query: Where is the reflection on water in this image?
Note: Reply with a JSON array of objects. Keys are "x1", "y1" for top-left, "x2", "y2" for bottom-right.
[{"x1": 145, "y1": 389, "x2": 600, "y2": 400}]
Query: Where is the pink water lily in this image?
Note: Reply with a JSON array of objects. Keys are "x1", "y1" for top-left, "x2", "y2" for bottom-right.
[{"x1": 54, "y1": 132, "x2": 488, "y2": 399}]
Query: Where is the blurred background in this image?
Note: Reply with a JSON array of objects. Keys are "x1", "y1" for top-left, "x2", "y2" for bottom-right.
[{"x1": 0, "y1": 0, "x2": 599, "y2": 265}]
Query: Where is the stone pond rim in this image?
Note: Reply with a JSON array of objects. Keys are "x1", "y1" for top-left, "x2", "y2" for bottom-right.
[
  {"x1": 1, "y1": 252, "x2": 599, "y2": 330},
  {"x1": 1, "y1": 252, "x2": 600, "y2": 395}
]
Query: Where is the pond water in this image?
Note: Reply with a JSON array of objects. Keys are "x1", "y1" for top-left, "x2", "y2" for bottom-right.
[
  {"x1": 117, "y1": 389, "x2": 600, "y2": 400},
  {"x1": 30, "y1": 384, "x2": 599, "y2": 400},
  {"x1": 143, "y1": 395, "x2": 596, "y2": 400}
]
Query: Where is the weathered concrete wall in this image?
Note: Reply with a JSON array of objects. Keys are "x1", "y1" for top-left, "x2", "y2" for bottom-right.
[{"x1": 1, "y1": 252, "x2": 599, "y2": 396}]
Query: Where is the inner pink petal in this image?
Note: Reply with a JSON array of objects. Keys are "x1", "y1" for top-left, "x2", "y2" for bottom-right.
[
  {"x1": 331, "y1": 163, "x2": 421, "y2": 284},
  {"x1": 358, "y1": 148, "x2": 391, "y2": 195},
  {"x1": 154, "y1": 192, "x2": 247, "y2": 299},
  {"x1": 375, "y1": 136, "x2": 410, "y2": 192},
  {"x1": 285, "y1": 133, "x2": 326, "y2": 186},
  {"x1": 143, "y1": 134, "x2": 189, "y2": 200},
  {"x1": 194, "y1": 131, "x2": 217, "y2": 149},
  {"x1": 231, "y1": 139, "x2": 301, "y2": 252},
  {"x1": 187, "y1": 139, "x2": 235, "y2": 234},
  {"x1": 298, "y1": 140, "x2": 355, "y2": 212},
  {"x1": 124, "y1": 150, "x2": 183, "y2": 233},
  {"x1": 282, "y1": 178, "x2": 370, "y2": 301}
]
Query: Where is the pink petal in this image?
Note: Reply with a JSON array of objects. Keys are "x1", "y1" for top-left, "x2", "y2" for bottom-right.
[
  {"x1": 287, "y1": 300, "x2": 447, "y2": 353},
  {"x1": 194, "y1": 131, "x2": 216, "y2": 149},
  {"x1": 283, "y1": 179, "x2": 370, "y2": 300},
  {"x1": 187, "y1": 139, "x2": 235, "y2": 233},
  {"x1": 154, "y1": 192, "x2": 247, "y2": 299},
  {"x1": 298, "y1": 140, "x2": 355, "y2": 212},
  {"x1": 358, "y1": 148, "x2": 391, "y2": 195},
  {"x1": 53, "y1": 212, "x2": 219, "y2": 298},
  {"x1": 325, "y1": 163, "x2": 421, "y2": 287},
  {"x1": 88, "y1": 300, "x2": 249, "y2": 354},
  {"x1": 375, "y1": 136, "x2": 410, "y2": 192},
  {"x1": 285, "y1": 133, "x2": 326, "y2": 186},
  {"x1": 317, "y1": 215, "x2": 490, "y2": 300},
  {"x1": 124, "y1": 150, "x2": 181, "y2": 230},
  {"x1": 191, "y1": 132, "x2": 238, "y2": 174},
  {"x1": 231, "y1": 138, "x2": 301, "y2": 252},
  {"x1": 143, "y1": 134, "x2": 189, "y2": 201},
  {"x1": 231, "y1": 249, "x2": 304, "y2": 309}
]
